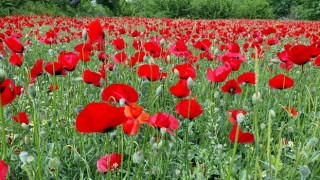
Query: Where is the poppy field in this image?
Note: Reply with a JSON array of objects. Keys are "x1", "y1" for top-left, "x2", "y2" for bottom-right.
[{"x1": 0, "y1": 15, "x2": 320, "y2": 179}]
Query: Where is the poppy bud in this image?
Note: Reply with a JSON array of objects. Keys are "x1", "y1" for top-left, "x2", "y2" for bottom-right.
[
  {"x1": 156, "y1": 85, "x2": 163, "y2": 96},
  {"x1": 269, "y1": 110, "x2": 276, "y2": 118},
  {"x1": 143, "y1": 55, "x2": 149, "y2": 63},
  {"x1": 28, "y1": 84, "x2": 36, "y2": 98},
  {"x1": 0, "y1": 68, "x2": 6, "y2": 84},
  {"x1": 27, "y1": 156, "x2": 34, "y2": 163},
  {"x1": 119, "y1": 98, "x2": 126, "y2": 106},
  {"x1": 299, "y1": 165, "x2": 311, "y2": 179},
  {"x1": 132, "y1": 151, "x2": 144, "y2": 164},
  {"x1": 24, "y1": 135, "x2": 30, "y2": 145},
  {"x1": 214, "y1": 91, "x2": 219, "y2": 98},
  {"x1": 173, "y1": 68, "x2": 179, "y2": 77},
  {"x1": 160, "y1": 127, "x2": 167, "y2": 135},
  {"x1": 260, "y1": 123, "x2": 266, "y2": 129},
  {"x1": 187, "y1": 77, "x2": 194, "y2": 90},
  {"x1": 160, "y1": 38, "x2": 166, "y2": 46},
  {"x1": 270, "y1": 59, "x2": 282, "y2": 64},
  {"x1": 49, "y1": 157, "x2": 60, "y2": 170},
  {"x1": 148, "y1": 57, "x2": 155, "y2": 64},
  {"x1": 19, "y1": 151, "x2": 28, "y2": 164},
  {"x1": 236, "y1": 113, "x2": 245, "y2": 124},
  {"x1": 252, "y1": 92, "x2": 261, "y2": 104},
  {"x1": 48, "y1": 49, "x2": 53, "y2": 57},
  {"x1": 82, "y1": 29, "x2": 87, "y2": 41}
]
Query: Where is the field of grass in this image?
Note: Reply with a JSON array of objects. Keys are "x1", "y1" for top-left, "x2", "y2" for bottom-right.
[{"x1": 0, "y1": 15, "x2": 319, "y2": 179}]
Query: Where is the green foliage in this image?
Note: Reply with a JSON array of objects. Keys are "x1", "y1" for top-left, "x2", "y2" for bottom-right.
[
  {"x1": 0, "y1": 0, "x2": 23, "y2": 16},
  {"x1": 292, "y1": 0, "x2": 320, "y2": 20},
  {"x1": 1, "y1": 0, "x2": 320, "y2": 20},
  {"x1": 231, "y1": 0, "x2": 275, "y2": 19},
  {"x1": 268, "y1": 0, "x2": 294, "y2": 18}
]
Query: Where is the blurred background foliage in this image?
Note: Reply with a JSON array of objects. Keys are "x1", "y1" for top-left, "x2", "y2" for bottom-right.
[{"x1": 0, "y1": 0, "x2": 319, "y2": 20}]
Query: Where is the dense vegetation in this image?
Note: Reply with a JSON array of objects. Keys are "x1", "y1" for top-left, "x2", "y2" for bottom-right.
[{"x1": 0, "y1": 0, "x2": 319, "y2": 20}]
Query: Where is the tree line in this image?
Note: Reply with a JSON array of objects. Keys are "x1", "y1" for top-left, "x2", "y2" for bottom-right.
[{"x1": 0, "y1": 0, "x2": 319, "y2": 20}]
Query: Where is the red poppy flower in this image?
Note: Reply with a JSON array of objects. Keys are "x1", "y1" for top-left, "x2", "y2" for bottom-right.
[
  {"x1": 172, "y1": 63, "x2": 196, "y2": 80},
  {"x1": 226, "y1": 43, "x2": 240, "y2": 53},
  {"x1": 228, "y1": 110, "x2": 247, "y2": 123},
  {"x1": 15, "y1": 85, "x2": 23, "y2": 95},
  {"x1": 269, "y1": 74, "x2": 294, "y2": 89},
  {"x1": 45, "y1": 61, "x2": 67, "y2": 76},
  {"x1": 283, "y1": 106, "x2": 298, "y2": 117},
  {"x1": 169, "y1": 41, "x2": 191, "y2": 57},
  {"x1": 101, "y1": 83, "x2": 138, "y2": 105},
  {"x1": 4, "y1": 36, "x2": 24, "y2": 53},
  {"x1": 29, "y1": 59, "x2": 43, "y2": 83},
  {"x1": 221, "y1": 80, "x2": 242, "y2": 94},
  {"x1": 133, "y1": 39, "x2": 142, "y2": 50},
  {"x1": 237, "y1": 72, "x2": 256, "y2": 85},
  {"x1": 207, "y1": 65, "x2": 232, "y2": 83},
  {"x1": 83, "y1": 69, "x2": 101, "y2": 87},
  {"x1": 78, "y1": 51, "x2": 91, "y2": 62},
  {"x1": 123, "y1": 103, "x2": 149, "y2": 135},
  {"x1": 199, "y1": 51, "x2": 214, "y2": 61},
  {"x1": 76, "y1": 102, "x2": 127, "y2": 133},
  {"x1": 314, "y1": 56, "x2": 320, "y2": 66},
  {"x1": 170, "y1": 79, "x2": 191, "y2": 98},
  {"x1": 111, "y1": 37, "x2": 126, "y2": 51},
  {"x1": 137, "y1": 64, "x2": 167, "y2": 81},
  {"x1": 9, "y1": 52, "x2": 23, "y2": 67},
  {"x1": 148, "y1": 112, "x2": 179, "y2": 136},
  {"x1": 288, "y1": 45, "x2": 312, "y2": 65},
  {"x1": 86, "y1": 20, "x2": 105, "y2": 43},
  {"x1": 144, "y1": 41, "x2": 161, "y2": 58},
  {"x1": 175, "y1": 98, "x2": 203, "y2": 119},
  {"x1": 194, "y1": 39, "x2": 212, "y2": 51},
  {"x1": 112, "y1": 52, "x2": 127, "y2": 64},
  {"x1": 0, "y1": 160, "x2": 8, "y2": 179},
  {"x1": 49, "y1": 84, "x2": 58, "y2": 92},
  {"x1": 74, "y1": 43, "x2": 93, "y2": 53},
  {"x1": 12, "y1": 112, "x2": 29, "y2": 125},
  {"x1": 229, "y1": 123, "x2": 254, "y2": 143},
  {"x1": 0, "y1": 79, "x2": 16, "y2": 106},
  {"x1": 97, "y1": 153, "x2": 122, "y2": 172},
  {"x1": 98, "y1": 51, "x2": 109, "y2": 62},
  {"x1": 58, "y1": 51, "x2": 79, "y2": 71},
  {"x1": 266, "y1": 37, "x2": 279, "y2": 45}
]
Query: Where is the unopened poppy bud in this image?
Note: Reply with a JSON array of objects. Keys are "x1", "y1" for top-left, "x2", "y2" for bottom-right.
[
  {"x1": 28, "y1": 84, "x2": 36, "y2": 98},
  {"x1": 48, "y1": 49, "x2": 53, "y2": 57},
  {"x1": 132, "y1": 151, "x2": 144, "y2": 164},
  {"x1": 160, "y1": 127, "x2": 167, "y2": 135},
  {"x1": 299, "y1": 165, "x2": 311, "y2": 179},
  {"x1": 214, "y1": 91, "x2": 219, "y2": 98},
  {"x1": 252, "y1": 92, "x2": 261, "y2": 104},
  {"x1": 119, "y1": 98, "x2": 126, "y2": 106},
  {"x1": 270, "y1": 59, "x2": 282, "y2": 64},
  {"x1": 19, "y1": 151, "x2": 28, "y2": 164},
  {"x1": 82, "y1": 29, "x2": 87, "y2": 41},
  {"x1": 27, "y1": 155, "x2": 34, "y2": 163},
  {"x1": 187, "y1": 77, "x2": 194, "y2": 90},
  {"x1": 160, "y1": 38, "x2": 166, "y2": 46},
  {"x1": 49, "y1": 157, "x2": 60, "y2": 169},
  {"x1": 156, "y1": 85, "x2": 163, "y2": 96},
  {"x1": 269, "y1": 110, "x2": 276, "y2": 118},
  {"x1": 148, "y1": 57, "x2": 155, "y2": 64},
  {"x1": 236, "y1": 113, "x2": 245, "y2": 124},
  {"x1": 143, "y1": 55, "x2": 149, "y2": 63},
  {"x1": 166, "y1": 55, "x2": 171, "y2": 63},
  {"x1": 24, "y1": 135, "x2": 30, "y2": 145},
  {"x1": 173, "y1": 68, "x2": 179, "y2": 76},
  {"x1": 260, "y1": 123, "x2": 266, "y2": 129},
  {"x1": 157, "y1": 140, "x2": 163, "y2": 148},
  {"x1": 0, "y1": 68, "x2": 6, "y2": 84}
]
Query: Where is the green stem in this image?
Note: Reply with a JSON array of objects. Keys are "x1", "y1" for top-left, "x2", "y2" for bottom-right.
[{"x1": 227, "y1": 124, "x2": 240, "y2": 180}]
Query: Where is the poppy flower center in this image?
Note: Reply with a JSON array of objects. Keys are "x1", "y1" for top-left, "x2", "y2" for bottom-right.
[{"x1": 229, "y1": 88, "x2": 235, "y2": 93}]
